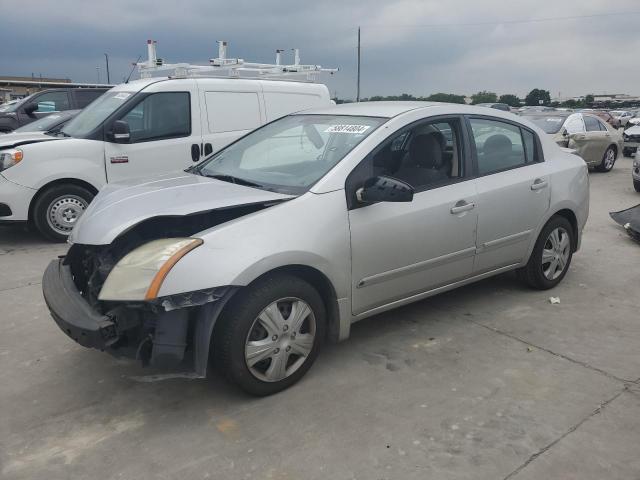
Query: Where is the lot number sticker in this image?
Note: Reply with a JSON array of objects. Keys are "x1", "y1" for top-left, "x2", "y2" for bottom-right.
[{"x1": 325, "y1": 125, "x2": 371, "y2": 134}]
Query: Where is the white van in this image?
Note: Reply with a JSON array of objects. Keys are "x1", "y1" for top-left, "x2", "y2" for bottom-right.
[{"x1": 0, "y1": 77, "x2": 331, "y2": 240}]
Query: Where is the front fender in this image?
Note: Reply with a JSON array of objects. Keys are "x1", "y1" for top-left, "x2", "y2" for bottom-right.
[{"x1": 1, "y1": 139, "x2": 106, "y2": 190}]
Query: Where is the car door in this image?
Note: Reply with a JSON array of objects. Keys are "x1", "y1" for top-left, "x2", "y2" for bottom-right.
[
  {"x1": 469, "y1": 116, "x2": 550, "y2": 273},
  {"x1": 104, "y1": 80, "x2": 202, "y2": 182},
  {"x1": 348, "y1": 117, "x2": 478, "y2": 315},
  {"x1": 581, "y1": 115, "x2": 609, "y2": 166}
]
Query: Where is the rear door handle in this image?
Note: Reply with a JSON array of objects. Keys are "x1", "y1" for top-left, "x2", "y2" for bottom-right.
[
  {"x1": 190, "y1": 144, "x2": 200, "y2": 162},
  {"x1": 450, "y1": 200, "x2": 475, "y2": 214},
  {"x1": 531, "y1": 178, "x2": 548, "y2": 191}
]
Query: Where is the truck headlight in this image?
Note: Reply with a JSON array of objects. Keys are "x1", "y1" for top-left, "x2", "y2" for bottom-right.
[
  {"x1": 0, "y1": 149, "x2": 23, "y2": 172},
  {"x1": 98, "y1": 238, "x2": 203, "y2": 301}
]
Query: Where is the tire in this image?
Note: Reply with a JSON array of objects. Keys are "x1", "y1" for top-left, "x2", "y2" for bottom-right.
[
  {"x1": 32, "y1": 184, "x2": 94, "y2": 242},
  {"x1": 517, "y1": 216, "x2": 574, "y2": 290},
  {"x1": 596, "y1": 146, "x2": 616, "y2": 172},
  {"x1": 634, "y1": 180, "x2": 640, "y2": 193},
  {"x1": 213, "y1": 273, "x2": 326, "y2": 396}
]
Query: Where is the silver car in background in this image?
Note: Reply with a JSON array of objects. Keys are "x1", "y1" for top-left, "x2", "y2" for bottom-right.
[
  {"x1": 522, "y1": 112, "x2": 623, "y2": 171},
  {"x1": 42, "y1": 102, "x2": 589, "y2": 395}
]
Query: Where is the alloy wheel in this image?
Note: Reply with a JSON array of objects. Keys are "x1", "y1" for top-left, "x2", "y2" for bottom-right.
[{"x1": 541, "y1": 227, "x2": 571, "y2": 280}]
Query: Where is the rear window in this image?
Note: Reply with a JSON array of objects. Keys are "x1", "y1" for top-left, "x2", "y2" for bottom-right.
[{"x1": 524, "y1": 116, "x2": 567, "y2": 134}]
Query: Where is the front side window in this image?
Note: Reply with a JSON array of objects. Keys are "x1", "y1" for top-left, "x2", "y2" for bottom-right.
[
  {"x1": 120, "y1": 92, "x2": 191, "y2": 143},
  {"x1": 34, "y1": 92, "x2": 70, "y2": 112},
  {"x1": 196, "y1": 114, "x2": 385, "y2": 195},
  {"x1": 470, "y1": 118, "x2": 527, "y2": 175},
  {"x1": 350, "y1": 118, "x2": 463, "y2": 195},
  {"x1": 62, "y1": 91, "x2": 135, "y2": 138}
]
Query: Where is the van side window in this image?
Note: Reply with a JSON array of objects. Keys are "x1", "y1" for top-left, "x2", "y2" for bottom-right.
[
  {"x1": 205, "y1": 92, "x2": 261, "y2": 133},
  {"x1": 121, "y1": 92, "x2": 191, "y2": 142}
]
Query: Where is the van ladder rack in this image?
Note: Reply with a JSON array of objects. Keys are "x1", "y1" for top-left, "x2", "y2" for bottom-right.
[{"x1": 136, "y1": 40, "x2": 338, "y2": 82}]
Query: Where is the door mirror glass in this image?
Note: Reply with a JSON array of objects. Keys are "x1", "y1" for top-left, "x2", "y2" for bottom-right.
[
  {"x1": 111, "y1": 120, "x2": 130, "y2": 143},
  {"x1": 356, "y1": 175, "x2": 414, "y2": 204}
]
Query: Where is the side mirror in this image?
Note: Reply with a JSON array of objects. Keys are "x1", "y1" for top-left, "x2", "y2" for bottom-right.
[
  {"x1": 356, "y1": 175, "x2": 414, "y2": 204},
  {"x1": 23, "y1": 103, "x2": 37, "y2": 115},
  {"x1": 110, "y1": 120, "x2": 130, "y2": 143}
]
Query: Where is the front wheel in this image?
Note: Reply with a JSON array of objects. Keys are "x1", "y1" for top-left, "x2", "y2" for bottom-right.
[
  {"x1": 634, "y1": 180, "x2": 640, "y2": 193},
  {"x1": 517, "y1": 216, "x2": 574, "y2": 290},
  {"x1": 32, "y1": 184, "x2": 94, "y2": 241},
  {"x1": 596, "y1": 146, "x2": 616, "y2": 172},
  {"x1": 214, "y1": 273, "x2": 326, "y2": 396}
]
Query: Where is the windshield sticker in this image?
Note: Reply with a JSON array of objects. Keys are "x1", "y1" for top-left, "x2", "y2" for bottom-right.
[
  {"x1": 325, "y1": 124, "x2": 371, "y2": 134},
  {"x1": 113, "y1": 93, "x2": 131, "y2": 100}
]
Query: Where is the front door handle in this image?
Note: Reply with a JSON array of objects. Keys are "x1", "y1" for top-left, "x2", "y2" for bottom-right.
[
  {"x1": 450, "y1": 200, "x2": 475, "y2": 214},
  {"x1": 204, "y1": 143, "x2": 213, "y2": 156},
  {"x1": 190, "y1": 144, "x2": 200, "y2": 162},
  {"x1": 531, "y1": 178, "x2": 548, "y2": 191}
]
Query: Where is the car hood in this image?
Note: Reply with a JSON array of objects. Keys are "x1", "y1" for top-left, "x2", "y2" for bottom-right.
[
  {"x1": 70, "y1": 171, "x2": 295, "y2": 245},
  {"x1": 624, "y1": 125, "x2": 640, "y2": 136},
  {"x1": 0, "y1": 132, "x2": 60, "y2": 149}
]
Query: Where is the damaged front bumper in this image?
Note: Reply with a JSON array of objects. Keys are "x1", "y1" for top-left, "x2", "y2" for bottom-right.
[{"x1": 42, "y1": 258, "x2": 237, "y2": 376}]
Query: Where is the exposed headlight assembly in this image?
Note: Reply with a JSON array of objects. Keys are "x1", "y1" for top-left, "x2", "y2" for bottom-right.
[
  {"x1": 99, "y1": 238, "x2": 203, "y2": 301},
  {"x1": 0, "y1": 149, "x2": 23, "y2": 172}
]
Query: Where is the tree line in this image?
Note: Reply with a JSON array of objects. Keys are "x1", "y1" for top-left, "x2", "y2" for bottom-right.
[{"x1": 337, "y1": 89, "x2": 595, "y2": 108}]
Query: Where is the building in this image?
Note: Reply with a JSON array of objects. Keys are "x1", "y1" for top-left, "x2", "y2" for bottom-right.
[{"x1": 0, "y1": 76, "x2": 111, "y2": 101}]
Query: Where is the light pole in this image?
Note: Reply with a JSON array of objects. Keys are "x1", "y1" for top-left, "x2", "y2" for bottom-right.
[{"x1": 104, "y1": 53, "x2": 110, "y2": 84}]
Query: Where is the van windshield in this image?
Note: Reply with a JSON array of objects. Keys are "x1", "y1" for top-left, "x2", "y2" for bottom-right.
[
  {"x1": 195, "y1": 114, "x2": 386, "y2": 195},
  {"x1": 62, "y1": 91, "x2": 133, "y2": 138}
]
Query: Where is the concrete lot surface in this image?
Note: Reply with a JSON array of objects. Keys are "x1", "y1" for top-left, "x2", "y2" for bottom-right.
[{"x1": 1, "y1": 157, "x2": 639, "y2": 480}]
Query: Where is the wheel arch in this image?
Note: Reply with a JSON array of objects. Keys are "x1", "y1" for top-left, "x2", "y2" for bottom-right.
[
  {"x1": 553, "y1": 208, "x2": 579, "y2": 251},
  {"x1": 28, "y1": 178, "x2": 99, "y2": 222}
]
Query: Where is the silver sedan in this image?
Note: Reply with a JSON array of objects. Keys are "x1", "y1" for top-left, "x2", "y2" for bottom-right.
[{"x1": 42, "y1": 102, "x2": 590, "y2": 395}]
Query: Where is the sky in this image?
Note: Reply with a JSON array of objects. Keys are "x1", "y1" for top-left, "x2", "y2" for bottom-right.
[{"x1": 1, "y1": 0, "x2": 639, "y2": 100}]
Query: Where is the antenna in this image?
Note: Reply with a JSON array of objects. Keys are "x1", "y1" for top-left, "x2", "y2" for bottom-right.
[
  {"x1": 125, "y1": 55, "x2": 142, "y2": 83},
  {"x1": 136, "y1": 40, "x2": 338, "y2": 82}
]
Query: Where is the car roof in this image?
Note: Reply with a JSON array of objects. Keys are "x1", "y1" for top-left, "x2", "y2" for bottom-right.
[{"x1": 297, "y1": 101, "x2": 522, "y2": 118}]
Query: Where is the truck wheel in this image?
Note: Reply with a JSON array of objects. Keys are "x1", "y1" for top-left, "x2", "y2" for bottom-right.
[
  {"x1": 634, "y1": 180, "x2": 640, "y2": 193},
  {"x1": 596, "y1": 146, "x2": 616, "y2": 172},
  {"x1": 517, "y1": 216, "x2": 574, "y2": 290},
  {"x1": 33, "y1": 184, "x2": 94, "y2": 241},
  {"x1": 214, "y1": 273, "x2": 326, "y2": 396}
]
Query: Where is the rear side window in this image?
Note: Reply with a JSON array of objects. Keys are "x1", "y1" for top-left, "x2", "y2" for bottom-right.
[
  {"x1": 121, "y1": 92, "x2": 191, "y2": 142},
  {"x1": 584, "y1": 116, "x2": 601, "y2": 132},
  {"x1": 205, "y1": 91, "x2": 261, "y2": 133},
  {"x1": 74, "y1": 90, "x2": 105, "y2": 108},
  {"x1": 522, "y1": 129, "x2": 537, "y2": 163},
  {"x1": 470, "y1": 118, "x2": 528, "y2": 175}
]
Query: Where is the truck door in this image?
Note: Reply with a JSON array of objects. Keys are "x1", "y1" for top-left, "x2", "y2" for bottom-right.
[{"x1": 104, "y1": 79, "x2": 202, "y2": 183}]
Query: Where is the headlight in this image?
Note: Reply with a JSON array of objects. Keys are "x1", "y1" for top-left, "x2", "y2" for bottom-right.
[
  {"x1": 0, "y1": 149, "x2": 23, "y2": 172},
  {"x1": 98, "y1": 238, "x2": 203, "y2": 301}
]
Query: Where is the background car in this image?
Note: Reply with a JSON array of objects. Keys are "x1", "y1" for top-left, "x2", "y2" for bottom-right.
[
  {"x1": 0, "y1": 88, "x2": 108, "y2": 132},
  {"x1": 610, "y1": 110, "x2": 634, "y2": 128},
  {"x1": 589, "y1": 110, "x2": 621, "y2": 129},
  {"x1": 0, "y1": 110, "x2": 80, "y2": 150},
  {"x1": 477, "y1": 102, "x2": 511, "y2": 111},
  {"x1": 522, "y1": 112, "x2": 622, "y2": 171}
]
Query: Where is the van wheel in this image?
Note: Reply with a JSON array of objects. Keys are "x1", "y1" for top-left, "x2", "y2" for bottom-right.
[
  {"x1": 517, "y1": 216, "x2": 574, "y2": 290},
  {"x1": 33, "y1": 184, "x2": 94, "y2": 241},
  {"x1": 214, "y1": 273, "x2": 326, "y2": 396},
  {"x1": 596, "y1": 146, "x2": 616, "y2": 172}
]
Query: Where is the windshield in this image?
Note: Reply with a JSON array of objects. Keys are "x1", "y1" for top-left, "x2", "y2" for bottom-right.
[
  {"x1": 62, "y1": 91, "x2": 133, "y2": 137},
  {"x1": 14, "y1": 112, "x2": 71, "y2": 133},
  {"x1": 523, "y1": 115, "x2": 568, "y2": 134},
  {"x1": 196, "y1": 114, "x2": 386, "y2": 194}
]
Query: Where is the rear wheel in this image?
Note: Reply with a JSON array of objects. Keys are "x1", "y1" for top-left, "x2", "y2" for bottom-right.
[
  {"x1": 214, "y1": 273, "x2": 326, "y2": 396},
  {"x1": 32, "y1": 184, "x2": 94, "y2": 241},
  {"x1": 517, "y1": 216, "x2": 574, "y2": 290},
  {"x1": 596, "y1": 146, "x2": 616, "y2": 172}
]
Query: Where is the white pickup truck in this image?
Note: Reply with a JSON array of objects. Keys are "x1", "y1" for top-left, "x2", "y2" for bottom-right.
[{"x1": 0, "y1": 76, "x2": 331, "y2": 240}]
